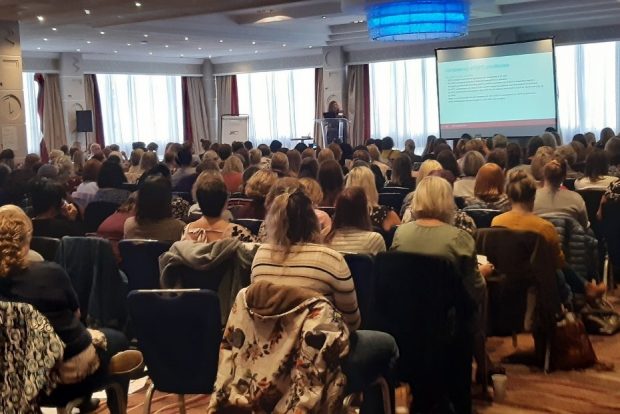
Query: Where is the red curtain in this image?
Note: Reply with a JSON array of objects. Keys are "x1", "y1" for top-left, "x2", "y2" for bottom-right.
[
  {"x1": 34, "y1": 73, "x2": 48, "y2": 162},
  {"x1": 363, "y1": 64, "x2": 371, "y2": 141},
  {"x1": 230, "y1": 75, "x2": 239, "y2": 116},
  {"x1": 181, "y1": 77, "x2": 193, "y2": 143},
  {"x1": 90, "y1": 74, "x2": 105, "y2": 147}
]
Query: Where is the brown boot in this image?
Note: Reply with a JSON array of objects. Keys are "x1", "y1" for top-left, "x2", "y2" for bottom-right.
[{"x1": 108, "y1": 350, "x2": 144, "y2": 377}]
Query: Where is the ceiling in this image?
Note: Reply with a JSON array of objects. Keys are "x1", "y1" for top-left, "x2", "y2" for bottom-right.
[{"x1": 11, "y1": 0, "x2": 620, "y2": 64}]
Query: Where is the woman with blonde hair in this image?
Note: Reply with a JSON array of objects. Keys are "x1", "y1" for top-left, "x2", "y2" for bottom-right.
[
  {"x1": 399, "y1": 159, "x2": 443, "y2": 217},
  {"x1": 345, "y1": 166, "x2": 401, "y2": 232},
  {"x1": 463, "y1": 163, "x2": 511, "y2": 211},
  {"x1": 221, "y1": 155, "x2": 244, "y2": 193}
]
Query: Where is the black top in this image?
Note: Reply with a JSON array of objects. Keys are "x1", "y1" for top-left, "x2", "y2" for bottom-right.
[
  {"x1": 0, "y1": 261, "x2": 91, "y2": 359},
  {"x1": 32, "y1": 217, "x2": 85, "y2": 239}
]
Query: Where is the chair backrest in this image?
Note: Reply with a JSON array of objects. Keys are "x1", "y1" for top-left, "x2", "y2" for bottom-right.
[
  {"x1": 603, "y1": 202, "x2": 620, "y2": 266},
  {"x1": 454, "y1": 196, "x2": 466, "y2": 210},
  {"x1": 373, "y1": 252, "x2": 472, "y2": 413},
  {"x1": 119, "y1": 239, "x2": 173, "y2": 291},
  {"x1": 379, "y1": 186, "x2": 410, "y2": 195},
  {"x1": 563, "y1": 178, "x2": 576, "y2": 191},
  {"x1": 127, "y1": 290, "x2": 221, "y2": 394},
  {"x1": 172, "y1": 191, "x2": 193, "y2": 203},
  {"x1": 231, "y1": 218, "x2": 263, "y2": 236},
  {"x1": 373, "y1": 225, "x2": 398, "y2": 249},
  {"x1": 121, "y1": 183, "x2": 139, "y2": 192},
  {"x1": 317, "y1": 206, "x2": 335, "y2": 217},
  {"x1": 84, "y1": 201, "x2": 120, "y2": 233},
  {"x1": 378, "y1": 192, "x2": 406, "y2": 213},
  {"x1": 463, "y1": 208, "x2": 501, "y2": 229},
  {"x1": 30, "y1": 236, "x2": 60, "y2": 261},
  {"x1": 343, "y1": 254, "x2": 376, "y2": 330},
  {"x1": 577, "y1": 189, "x2": 605, "y2": 237},
  {"x1": 476, "y1": 228, "x2": 561, "y2": 336},
  {"x1": 227, "y1": 197, "x2": 252, "y2": 208}
]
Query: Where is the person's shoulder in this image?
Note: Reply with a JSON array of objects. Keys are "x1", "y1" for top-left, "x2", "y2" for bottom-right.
[
  {"x1": 27, "y1": 261, "x2": 70, "y2": 281},
  {"x1": 123, "y1": 216, "x2": 137, "y2": 230}
]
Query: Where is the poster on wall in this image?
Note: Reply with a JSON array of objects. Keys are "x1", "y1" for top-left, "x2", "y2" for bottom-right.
[{"x1": 220, "y1": 115, "x2": 249, "y2": 145}]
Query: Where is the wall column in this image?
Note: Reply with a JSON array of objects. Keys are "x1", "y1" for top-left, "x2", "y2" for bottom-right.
[
  {"x1": 0, "y1": 20, "x2": 27, "y2": 159},
  {"x1": 202, "y1": 59, "x2": 218, "y2": 142},
  {"x1": 321, "y1": 46, "x2": 346, "y2": 113},
  {"x1": 59, "y1": 52, "x2": 87, "y2": 147}
]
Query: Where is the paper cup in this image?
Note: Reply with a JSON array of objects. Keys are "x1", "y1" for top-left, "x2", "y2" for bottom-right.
[{"x1": 492, "y1": 374, "x2": 507, "y2": 402}]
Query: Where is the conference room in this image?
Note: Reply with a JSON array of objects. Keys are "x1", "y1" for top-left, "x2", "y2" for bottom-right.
[{"x1": 2, "y1": 0, "x2": 620, "y2": 413}]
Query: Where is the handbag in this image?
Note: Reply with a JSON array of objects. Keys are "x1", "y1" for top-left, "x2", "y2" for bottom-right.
[
  {"x1": 581, "y1": 299, "x2": 620, "y2": 335},
  {"x1": 550, "y1": 311, "x2": 597, "y2": 370}
]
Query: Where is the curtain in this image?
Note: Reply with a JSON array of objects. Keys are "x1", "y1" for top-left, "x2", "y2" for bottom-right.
[
  {"x1": 97, "y1": 74, "x2": 183, "y2": 154},
  {"x1": 84, "y1": 74, "x2": 105, "y2": 148},
  {"x1": 40, "y1": 74, "x2": 67, "y2": 157},
  {"x1": 34, "y1": 74, "x2": 48, "y2": 161},
  {"x1": 236, "y1": 68, "x2": 315, "y2": 147},
  {"x1": 346, "y1": 64, "x2": 370, "y2": 147},
  {"x1": 182, "y1": 76, "x2": 210, "y2": 153},
  {"x1": 314, "y1": 68, "x2": 324, "y2": 145},
  {"x1": 22, "y1": 73, "x2": 43, "y2": 154},
  {"x1": 216, "y1": 75, "x2": 238, "y2": 119}
]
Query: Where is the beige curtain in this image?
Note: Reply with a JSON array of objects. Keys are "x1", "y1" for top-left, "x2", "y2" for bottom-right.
[
  {"x1": 84, "y1": 75, "x2": 98, "y2": 148},
  {"x1": 42, "y1": 74, "x2": 67, "y2": 150},
  {"x1": 216, "y1": 75, "x2": 234, "y2": 139},
  {"x1": 346, "y1": 64, "x2": 368, "y2": 148},
  {"x1": 314, "y1": 68, "x2": 324, "y2": 146},
  {"x1": 186, "y1": 77, "x2": 211, "y2": 153}
]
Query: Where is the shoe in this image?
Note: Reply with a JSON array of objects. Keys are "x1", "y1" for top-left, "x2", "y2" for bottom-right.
[
  {"x1": 108, "y1": 350, "x2": 144, "y2": 377},
  {"x1": 476, "y1": 364, "x2": 506, "y2": 384},
  {"x1": 77, "y1": 397, "x2": 100, "y2": 413}
]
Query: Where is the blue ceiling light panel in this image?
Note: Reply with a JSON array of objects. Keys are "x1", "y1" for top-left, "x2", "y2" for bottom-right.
[{"x1": 367, "y1": 0, "x2": 470, "y2": 41}]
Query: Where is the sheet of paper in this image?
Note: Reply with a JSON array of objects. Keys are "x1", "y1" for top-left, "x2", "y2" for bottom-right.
[{"x1": 1, "y1": 125, "x2": 17, "y2": 150}]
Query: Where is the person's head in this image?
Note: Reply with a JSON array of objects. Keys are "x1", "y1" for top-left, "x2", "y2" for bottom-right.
[
  {"x1": 193, "y1": 172, "x2": 228, "y2": 218},
  {"x1": 286, "y1": 150, "x2": 302, "y2": 176},
  {"x1": 572, "y1": 134, "x2": 587, "y2": 148},
  {"x1": 317, "y1": 159, "x2": 344, "y2": 205},
  {"x1": 352, "y1": 149, "x2": 371, "y2": 163},
  {"x1": 90, "y1": 143, "x2": 102, "y2": 155},
  {"x1": 543, "y1": 158, "x2": 567, "y2": 189},
  {"x1": 249, "y1": 149, "x2": 262, "y2": 166},
  {"x1": 530, "y1": 146, "x2": 555, "y2": 181},
  {"x1": 146, "y1": 142, "x2": 159, "y2": 152},
  {"x1": 605, "y1": 137, "x2": 620, "y2": 166},
  {"x1": 244, "y1": 169, "x2": 277, "y2": 201},
  {"x1": 327, "y1": 143, "x2": 342, "y2": 163},
  {"x1": 416, "y1": 159, "x2": 442, "y2": 186},
  {"x1": 345, "y1": 166, "x2": 378, "y2": 207},
  {"x1": 203, "y1": 150, "x2": 221, "y2": 165},
  {"x1": 196, "y1": 159, "x2": 220, "y2": 175},
  {"x1": 271, "y1": 152, "x2": 290, "y2": 176},
  {"x1": 436, "y1": 150, "x2": 460, "y2": 178},
  {"x1": 243, "y1": 140, "x2": 253, "y2": 151},
  {"x1": 132, "y1": 142, "x2": 146, "y2": 151},
  {"x1": 462, "y1": 150, "x2": 485, "y2": 177},
  {"x1": 404, "y1": 139, "x2": 415, "y2": 152},
  {"x1": 217, "y1": 144, "x2": 232, "y2": 161},
  {"x1": 527, "y1": 135, "x2": 544, "y2": 158},
  {"x1": 257, "y1": 144, "x2": 271, "y2": 157},
  {"x1": 584, "y1": 149, "x2": 609, "y2": 181},
  {"x1": 381, "y1": 136, "x2": 394, "y2": 151},
  {"x1": 327, "y1": 100, "x2": 340, "y2": 113},
  {"x1": 301, "y1": 148, "x2": 316, "y2": 159},
  {"x1": 29, "y1": 178, "x2": 65, "y2": 216},
  {"x1": 412, "y1": 176, "x2": 455, "y2": 224},
  {"x1": 139, "y1": 151, "x2": 159, "y2": 172},
  {"x1": 231, "y1": 141, "x2": 244, "y2": 153},
  {"x1": 390, "y1": 156, "x2": 414, "y2": 188},
  {"x1": 222, "y1": 155, "x2": 244, "y2": 175},
  {"x1": 318, "y1": 148, "x2": 335, "y2": 164},
  {"x1": 367, "y1": 144, "x2": 381, "y2": 162},
  {"x1": 454, "y1": 138, "x2": 468, "y2": 159},
  {"x1": 175, "y1": 147, "x2": 193, "y2": 167},
  {"x1": 600, "y1": 127, "x2": 615, "y2": 146},
  {"x1": 505, "y1": 169, "x2": 537, "y2": 209},
  {"x1": 269, "y1": 140, "x2": 283, "y2": 153},
  {"x1": 506, "y1": 142, "x2": 522, "y2": 170},
  {"x1": 554, "y1": 145, "x2": 577, "y2": 170},
  {"x1": 23, "y1": 154, "x2": 41, "y2": 171},
  {"x1": 324, "y1": 187, "x2": 372, "y2": 243},
  {"x1": 49, "y1": 149, "x2": 64, "y2": 164},
  {"x1": 422, "y1": 135, "x2": 437, "y2": 157},
  {"x1": 474, "y1": 163, "x2": 505, "y2": 201},
  {"x1": 129, "y1": 149, "x2": 144, "y2": 167},
  {"x1": 433, "y1": 143, "x2": 452, "y2": 156},
  {"x1": 82, "y1": 159, "x2": 102, "y2": 183},
  {"x1": 136, "y1": 176, "x2": 172, "y2": 224},
  {"x1": 585, "y1": 132, "x2": 596, "y2": 146},
  {"x1": 97, "y1": 159, "x2": 127, "y2": 189},
  {"x1": 299, "y1": 177, "x2": 324, "y2": 207},
  {"x1": 200, "y1": 139, "x2": 211, "y2": 152},
  {"x1": 298, "y1": 157, "x2": 319, "y2": 179},
  {"x1": 54, "y1": 155, "x2": 74, "y2": 179},
  {"x1": 486, "y1": 148, "x2": 507, "y2": 170},
  {"x1": 37, "y1": 164, "x2": 59, "y2": 179},
  {"x1": 492, "y1": 134, "x2": 508, "y2": 149},
  {"x1": 0, "y1": 205, "x2": 33, "y2": 278},
  {"x1": 541, "y1": 132, "x2": 557, "y2": 149}
]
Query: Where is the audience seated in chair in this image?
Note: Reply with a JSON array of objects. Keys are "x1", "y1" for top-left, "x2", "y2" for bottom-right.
[
  {"x1": 71, "y1": 159, "x2": 102, "y2": 213},
  {"x1": 463, "y1": 163, "x2": 511, "y2": 212},
  {"x1": 299, "y1": 177, "x2": 332, "y2": 237},
  {"x1": 384, "y1": 156, "x2": 415, "y2": 191},
  {"x1": 318, "y1": 159, "x2": 344, "y2": 207},
  {"x1": 29, "y1": 178, "x2": 84, "y2": 238},
  {"x1": 234, "y1": 169, "x2": 277, "y2": 220},
  {"x1": 575, "y1": 149, "x2": 618, "y2": 190},
  {"x1": 93, "y1": 160, "x2": 130, "y2": 205}
]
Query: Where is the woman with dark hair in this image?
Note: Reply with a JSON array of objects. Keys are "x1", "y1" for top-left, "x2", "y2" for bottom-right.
[
  {"x1": 421, "y1": 135, "x2": 438, "y2": 158},
  {"x1": 286, "y1": 149, "x2": 302, "y2": 177},
  {"x1": 123, "y1": 176, "x2": 184, "y2": 241},
  {"x1": 454, "y1": 151, "x2": 484, "y2": 198},
  {"x1": 298, "y1": 157, "x2": 319, "y2": 179},
  {"x1": 29, "y1": 178, "x2": 84, "y2": 238},
  {"x1": 93, "y1": 160, "x2": 130, "y2": 204},
  {"x1": 607, "y1": 137, "x2": 620, "y2": 177},
  {"x1": 506, "y1": 142, "x2": 523, "y2": 171},
  {"x1": 599, "y1": 127, "x2": 615, "y2": 148},
  {"x1": 71, "y1": 159, "x2": 102, "y2": 211},
  {"x1": 575, "y1": 149, "x2": 618, "y2": 190},
  {"x1": 182, "y1": 173, "x2": 254, "y2": 242},
  {"x1": 526, "y1": 135, "x2": 544, "y2": 163},
  {"x1": 385, "y1": 156, "x2": 415, "y2": 190},
  {"x1": 318, "y1": 159, "x2": 344, "y2": 207},
  {"x1": 437, "y1": 150, "x2": 461, "y2": 178},
  {"x1": 324, "y1": 187, "x2": 386, "y2": 255},
  {"x1": 463, "y1": 163, "x2": 511, "y2": 211},
  {"x1": 534, "y1": 159, "x2": 589, "y2": 229}
]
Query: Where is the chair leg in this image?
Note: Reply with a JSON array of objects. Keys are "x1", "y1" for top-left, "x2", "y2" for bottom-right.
[
  {"x1": 107, "y1": 382, "x2": 127, "y2": 414},
  {"x1": 373, "y1": 377, "x2": 392, "y2": 414},
  {"x1": 544, "y1": 338, "x2": 551, "y2": 374},
  {"x1": 143, "y1": 383, "x2": 156, "y2": 414},
  {"x1": 178, "y1": 394, "x2": 187, "y2": 414}
]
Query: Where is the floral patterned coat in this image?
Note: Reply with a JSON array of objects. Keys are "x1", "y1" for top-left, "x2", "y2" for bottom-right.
[
  {"x1": 208, "y1": 281, "x2": 350, "y2": 414},
  {"x1": 0, "y1": 301, "x2": 64, "y2": 413}
]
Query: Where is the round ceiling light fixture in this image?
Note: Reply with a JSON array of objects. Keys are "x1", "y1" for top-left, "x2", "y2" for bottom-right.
[{"x1": 367, "y1": 0, "x2": 469, "y2": 41}]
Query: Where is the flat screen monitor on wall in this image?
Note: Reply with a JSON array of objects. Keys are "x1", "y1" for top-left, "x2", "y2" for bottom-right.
[{"x1": 435, "y1": 38, "x2": 557, "y2": 138}]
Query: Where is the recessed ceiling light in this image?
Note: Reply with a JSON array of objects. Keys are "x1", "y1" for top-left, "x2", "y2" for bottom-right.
[
  {"x1": 37, "y1": 15, "x2": 45, "y2": 22},
  {"x1": 184, "y1": 36, "x2": 189, "y2": 41},
  {"x1": 251, "y1": 41, "x2": 256, "y2": 45},
  {"x1": 127, "y1": 43, "x2": 132, "y2": 46},
  {"x1": 84, "y1": 9, "x2": 91, "y2": 15},
  {"x1": 228, "y1": 48, "x2": 233, "y2": 52},
  {"x1": 52, "y1": 27, "x2": 57, "y2": 31},
  {"x1": 43, "y1": 38, "x2": 48, "y2": 41},
  {"x1": 149, "y1": 52, "x2": 153, "y2": 55},
  {"x1": 219, "y1": 39, "x2": 223, "y2": 43},
  {"x1": 143, "y1": 34, "x2": 149, "y2": 38},
  {"x1": 135, "y1": 2, "x2": 142, "y2": 7},
  {"x1": 76, "y1": 48, "x2": 81, "y2": 52},
  {"x1": 100, "y1": 31, "x2": 105, "y2": 35},
  {"x1": 282, "y1": 43, "x2": 286, "y2": 47},
  {"x1": 114, "y1": 50, "x2": 118, "y2": 53},
  {"x1": 164, "y1": 44, "x2": 169, "y2": 48},
  {"x1": 322, "y1": 15, "x2": 326, "y2": 19},
  {"x1": 254, "y1": 50, "x2": 258, "y2": 54},
  {"x1": 208, "y1": 55, "x2": 212, "y2": 58},
  {"x1": 198, "y1": 47, "x2": 202, "y2": 50},
  {"x1": 86, "y1": 40, "x2": 91, "y2": 44},
  {"x1": 36, "y1": 47, "x2": 41, "y2": 50},
  {"x1": 180, "y1": 54, "x2": 184, "y2": 57},
  {"x1": 308, "y1": 45, "x2": 313, "y2": 48}
]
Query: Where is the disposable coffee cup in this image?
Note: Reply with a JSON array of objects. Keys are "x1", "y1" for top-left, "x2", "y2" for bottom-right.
[{"x1": 492, "y1": 374, "x2": 507, "y2": 402}]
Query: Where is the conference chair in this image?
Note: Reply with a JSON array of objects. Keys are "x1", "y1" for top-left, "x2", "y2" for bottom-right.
[
  {"x1": 378, "y1": 192, "x2": 407, "y2": 213},
  {"x1": 30, "y1": 236, "x2": 61, "y2": 261},
  {"x1": 454, "y1": 196, "x2": 466, "y2": 210},
  {"x1": 344, "y1": 254, "x2": 376, "y2": 330},
  {"x1": 127, "y1": 289, "x2": 221, "y2": 414},
  {"x1": 463, "y1": 208, "x2": 502, "y2": 229},
  {"x1": 172, "y1": 191, "x2": 193, "y2": 203},
  {"x1": 577, "y1": 189, "x2": 606, "y2": 274},
  {"x1": 373, "y1": 225, "x2": 398, "y2": 249},
  {"x1": 602, "y1": 202, "x2": 620, "y2": 289},
  {"x1": 374, "y1": 252, "x2": 474, "y2": 414},
  {"x1": 84, "y1": 201, "x2": 120, "y2": 233},
  {"x1": 563, "y1": 178, "x2": 576, "y2": 191},
  {"x1": 121, "y1": 183, "x2": 139, "y2": 193},
  {"x1": 119, "y1": 239, "x2": 173, "y2": 292},
  {"x1": 232, "y1": 218, "x2": 263, "y2": 236},
  {"x1": 318, "y1": 206, "x2": 336, "y2": 217},
  {"x1": 379, "y1": 186, "x2": 411, "y2": 195}
]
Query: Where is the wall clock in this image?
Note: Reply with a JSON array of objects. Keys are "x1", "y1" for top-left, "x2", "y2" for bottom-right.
[{"x1": 1, "y1": 94, "x2": 21, "y2": 121}]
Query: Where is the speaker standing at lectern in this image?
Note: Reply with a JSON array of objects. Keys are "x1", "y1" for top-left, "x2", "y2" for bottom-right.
[{"x1": 323, "y1": 100, "x2": 348, "y2": 145}]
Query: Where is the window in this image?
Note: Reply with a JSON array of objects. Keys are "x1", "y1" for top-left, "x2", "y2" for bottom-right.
[
  {"x1": 97, "y1": 74, "x2": 183, "y2": 153},
  {"x1": 369, "y1": 57, "x2": 439, "y2": 152},
  {"x1": 237, "y1": 68, "x2": 315, "y2": 147},
  {"x1": 23, "y1": 72, "x2": 42, "y2": 154}
]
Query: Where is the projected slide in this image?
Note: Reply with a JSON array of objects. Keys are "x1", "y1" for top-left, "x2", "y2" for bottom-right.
[{"x1": 436, "y1": 39, "x2": 557, "y2": 138}]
